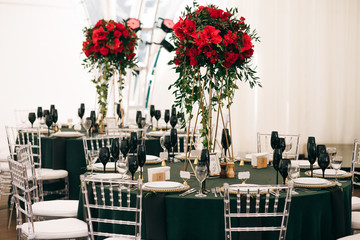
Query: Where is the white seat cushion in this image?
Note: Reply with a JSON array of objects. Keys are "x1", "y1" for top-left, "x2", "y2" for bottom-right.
[
  {"x1": 352, "y1": 211, "x2": 360, "y2": 230},
  {"x1": 337, "y1": 233, "x2": 360, "y2": 240},
  {"x1": 352, "y1": 196, "x2": 360, "y2": 211},
  {"x1": 32, "y1": 200, "x2": 79, "y2": 217},
  {"x1": 21, "y1": 218, "x2": 88, "y2": 239},
  {"x1": 36, "y1": 168, "x2": 68, "y2": 180}
]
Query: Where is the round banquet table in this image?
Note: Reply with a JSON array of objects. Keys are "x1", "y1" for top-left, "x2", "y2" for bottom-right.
[{"x1": 77, "y1": 162, "x2": 352, "y2": 240}]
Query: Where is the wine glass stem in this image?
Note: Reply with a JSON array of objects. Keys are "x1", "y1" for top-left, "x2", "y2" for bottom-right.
[{"x1": 199, "y1": 181, "x2": 203, "y2": 195}]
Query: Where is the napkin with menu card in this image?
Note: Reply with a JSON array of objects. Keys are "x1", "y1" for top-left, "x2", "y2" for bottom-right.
[
  {"x1": 147, "y1": 166, "x2": 170, "y2": 182},
  {"x1": 251, "y1": 153, "x2": 269, "y2": 168}
]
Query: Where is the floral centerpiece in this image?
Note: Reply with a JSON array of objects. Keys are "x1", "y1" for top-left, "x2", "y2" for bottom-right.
[
  {"x1": 169, "y1": 2, "x2": 260, "y2": 164},
  {"x1": 82, "y1": 19, "x2": 138, "y2": 123}
]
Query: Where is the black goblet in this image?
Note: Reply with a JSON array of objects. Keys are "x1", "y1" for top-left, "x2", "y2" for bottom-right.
[
  {"x1": 317, "y1": 144, "x2": 326, "y2": 158},
  {"x1": 120, "y1": 138, "x2": 130, "y2": 161},
  {"x1": 111, "y1": 138, "x2": 120, "y2": 173},
  {"x1": 137, "y1": 144, "x2": 146, "y2": 179},
  {"x1": 52, "y1": 109, "x2": 58, "y2": 125},
  {"x1": 136, "y1": 111, "x2": 142, "y2": 127},
  {"x1": 164, "y1": 135, "x2": 172, "y2": 162},
  {"x1": 271, "y1": 131, "x2": 279, "y2": 150},
  {"x1": 45, "y1": 115, "x2": 52, "y2": 136},
  {"x1": 273, "y1": 148, "x2": 282, "y2": 184},
  {"x1": 37, "y1": 107, "x2": 43, "y2": 120},
  {"x1": 128, "y1": 154, "x2": 138, "y2": 180},
  {"x1": 43, "y1": 109, "x2": 50, "y2": 118},
  {"x1": 28, "y1": 112, "x2": 36, "y2": 128},
  {"x1": 170, "y1": 128, "x2": 177, "y2": 161},
  {"x1": 150, "y1": 105, "x2": 155, "y2": 125},
  {"x1": 318, "y1": 152, "x2": 330, "y2": 178},
  {"x1": 307, "y1": 137, "x2": 317, "y2": 177},
  {"x1": 278, "y1": 138, "x2": 286, "y2": 153},
  {"x1": 171, "y1": 107, "x2": 176, "y2": 117},
  {"x1": 164, "y1": 110, "x2": 170, "y2": 130},
  {"x1": 200, "y1": 149, "x2": 210, "y2": 193},
  {"x1": 90, "y1": 111, "x2": 96, "y2": 126},
  {"x1": 279, "y1": 159, "x2": 291, "y2": 184},
  {"x1": 221, "y1": 129, "x2": 231, "y2": 157},
  {"x1": 155, "y1": 110, "x2": 161, "y2": 130},
  {"x1": 50, "y1": 104, "x2": 55, "y2": 116},
  {"x1": 129, "y1": 132, "x2": 138, "y2": 153},
  {"x1": 170, "y1": 115, "x2": 177, "y2": 129},
  {"x1": 99, "y1": 147, "x2": 110, "y2": 173},
  {"x1": 80, "y1": 103, "x2": 85, "y2": 119}
]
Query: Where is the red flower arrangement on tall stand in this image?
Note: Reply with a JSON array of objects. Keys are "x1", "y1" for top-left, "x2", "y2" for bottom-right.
[
  {"x1": 169, "y1": 3, "x2": 261, "y2": 174},
  {"x1": 82, "y1": 19, "x2": 138, "y2": 126}
]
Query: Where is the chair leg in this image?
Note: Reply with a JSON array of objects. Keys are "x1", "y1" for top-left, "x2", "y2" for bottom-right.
[{"x1": 7, "y1": 195, "x2": 15, "y2": 229}]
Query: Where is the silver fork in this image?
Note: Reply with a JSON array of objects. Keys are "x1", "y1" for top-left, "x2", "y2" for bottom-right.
[
  {"x1": 216, "y1": 186, "x2": 223, "y2": 197},
  {"x1": 211, "y1": 188, "x2": 217, "y2": 197}
]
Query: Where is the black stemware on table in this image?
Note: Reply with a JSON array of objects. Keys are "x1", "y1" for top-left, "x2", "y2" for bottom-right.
[
  {"x1": 43, "y1": 110, "x2": 50, "y2": 118},
  {"x1": 45, "y1": 115, "x2": 52, "y2": 136},
  {"x1": 164, "y1": 110, "x2": 170, "y2": 130},
  {"x1": 170, "y1": 128, "x2": 177, "y2": 161},
  {"x1": 200, "y1": 149, "x2": 210, "y2": 193},
  {"x1": 279, "y1": 159, "x2": 291, "y2": 184},
  {"x1": 129, "y1": 132, "x2": 138, "y2": 154},
  {"x1": 273, "y1": 148, "x2": 282, "y2": 185},
  {"x1": 136, "y1": 110, "x2": 142, "y2": 126},
  {"x1": 170, "y1": 114, "x2": 177, "y2": 129},
  {"x1": 116, "y1": 104, "x2": 123, "y2": 125},
  {"x1": 111, "y1": 138, "x2": 120, "y2": 173},
  {"x1": 137, "y1": 144, "x2": 146, "y2": 179},
  {"x1": 164, "y1": 135, "x2": 172, "y2": 162},
  {"x1": 307, "y1": 137, "x2": 317, "y2": 177},
  {"x1": 171, "y1": 107, "x2": 176, "y2": 117},
  {"x1": 128, "y1": 154, "x2": 138, "y2": 180},
  {"x1": 52, "y1": 109, "x2": 58, "y2": 125},
  {"x1": 37, "y1": 107, "x2": 43, "y2": 120},
  {"x1": 316, "y1": 144, "x2": 327, "y2": 158},
  {"x1": 99, "y1": 147, "x2": 110, "y2": 173},
  {"x1": 221, "y1": 128, "x2": 231, "y2": 158},
  {"x1": 120, "y1": 138, "x2": 130, "y2": 162},
  {"x1": 150, "y1": 105, "x2": 155, "y2": 125},
  {"x1": 271, "y1": 131, "x2": 279, "y2": 150},
  {"x1": 28, "y1": 112, "x2": 36, "y2": 128},
  {"x1": 155, "y1": 110, "x2": 161, "y2": 130},
  {"x1": 80, "y1": 103, "x2": 85, "y2": 119},
  {"x1": 50, "y1": 104, "x2": 55, "y2": 116},
  {"x1": 318, "y1": 152, "x2": 330, "y2": 178},
  {"x1": 90, "y1": 111, "x2": 96, "y2": 130},
  {"x1": 278, "y1": 138, "x2": 286, "y2": 154}
]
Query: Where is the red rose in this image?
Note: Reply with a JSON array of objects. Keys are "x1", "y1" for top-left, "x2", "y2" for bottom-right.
[
  {"x1": 115, "y1": 22, "x2": 125, "y2": 31},
  {"x1": 114, "y1": 30, "x2": 121, "y2": 38},
  {"x1": 93, "y1": 43, "x2": 100, "y2": 52},
  {"x1": 193, "y1": 26, "x2": 222, "y2": 48},
  {"x1": 113, "y1": 38, "x2": 121, "y2": 49},
  {"x1": 100, "y1": 47, "x2": 109, "y2": 56},
  {"x1": 190, "y1": 57, "x2": 198, "y2": 66},
  {"x1": 173, "y1": 17, "x2": 185, "y2": 40},
  {"x1": 106, "y1": 22, "x2": 115, "y2": 31},
  {"x1": 210, "y1": 58, "x2": 217, "y2": 64},
  {"x1": 127, "y1": 52, "x2": 136, "y2": 60},
  {"x1": 241, "y1": 33, "x2": 253, "y2": 53},
  {"x1": 187, "y1": 47, "x2": 198, "y2": 57},
  {"x1": 223, "y1": 30, "x2": 237, "y2": 46},
  {"x1": 221, "y1": 12, "x2": 230, "y2": 21},
  {"x1": 242, "y1": 48, "x2": 254, "y2": 58},
  {"x1": 183, "y1": 19, "x2": 196, "y2": 36},
  {"x1": 206, "y1": 52, "x2": 212, "y2": 57},
  {"x1": 210, "y1": 8, "x2": 223, "y2": 18},
  {"x1": 95, "y1": 19, "x2": 105, "y2": 28},
  {"x1": 122, "y1": 29, "x2": 129, "y2": 37},
  {"x1": 174, "y1": 59, "x2": 181, "y2": 65},
  {"x1": 92, "y1": 26, "x2": 107, "y2": 44},
  {"x1": 224, "y1": 52, "x2": 239, "y2": 68}
]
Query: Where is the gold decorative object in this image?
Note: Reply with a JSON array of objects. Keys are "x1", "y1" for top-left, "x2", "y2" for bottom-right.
[
  {"x1": 239, "y1": 159, "x2": 245, "y2": 166},
  {"x1": 161, "y1": 159, "x2": 166, "y2": 167},
  {"x1": 193, "y1": 158, "x2": 198, "y2": 165},
  {"x1": 226, "y1": 162, "x2": 235, "y2": 178}
]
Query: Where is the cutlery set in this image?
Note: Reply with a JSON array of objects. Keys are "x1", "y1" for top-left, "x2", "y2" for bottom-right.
[{"x1": 179, "y1": 187, "x2": 224, "y2": 197}]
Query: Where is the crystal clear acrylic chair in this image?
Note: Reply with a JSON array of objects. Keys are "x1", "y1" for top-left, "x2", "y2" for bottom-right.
[
  {"x1": 257, "y1": 133, "x2": 301, "y2": 160},
  {"x1": 80, "y1": 174, "x2": 143, "y2": 240},
  {"x1": 223, "y1": 183, "x2": 293, "y2": 240},
  {"x1": 350, "y1": 139, "x2": 360, "y2": 235},
  {"x1": 8, "y1": 157, "x2": 88, "y2": 239}
]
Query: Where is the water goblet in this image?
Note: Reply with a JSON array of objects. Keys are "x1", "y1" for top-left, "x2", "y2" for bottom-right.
[
  {"x1": 137, "y1": 144, "x2": 146, "y2": 180},
  {"x1": 111, "y1": 138, "x2": 120, "y2": 173},
  {"x1": 195, "y1": 162, "x2": 208, "y2": 197},
  {"x1": 170, "y1": 128, "x2": 178, "y2": 161},
  {"x1": 307, "y1": 137, "x2": 317, "y2": 177},
  {"x1": 129, "y1": 132, "x2": 138, "y2": 154},
  {"x1": 284, "y1": 137, "x2": 293, "y2": 158},
  {"x1": 331, "y1": 155, "x2": 343, "y2": 185},
  {"x1": 28, "y1": 112, "x2": 36, "y2": 128},
  {"x1": 37, "y1": 107, "x2": 43, "y2": 122},
  {"x1": 45, "y1": 115, "x2": 52, "y2": 136},
  {"x1": 270, "y1": 131, "x2": 279, "y2": 150},
  {"x1": 278, "y1": 138, "x2": 286, "y2": 154},
  {"x1": 155, "y1": 110, "x2": 161, "y2": 130},
  {"x1": 279, "y1": 159, "x2": 291, "y2": 184},
  {"x1": 326, "y1": 147, "x2": 337, "y2": 161},
  {"x1": 99, "y1": 147, "x2": 110, "y2": 173},
  {"x1": 128, "y1": 154, "x2": 138, "y2": 180},
  {"x1": 164, "y1": 110, "x2": 170, "y2": 130},
  {"x1": 150, "y1": 105, "x2": 155, "y2": 126},
  {"x1": 318, "y1": 152, "x2": 330, "y2": 178},
  {"x1": 164, "y1": 135, "x2": 172, "y2": 162},
  {"x1": 221, "y1": 129, "x2": 231, "y2": 158},
  {"x1": 170, "y1": 115, "x2": 177, "y2": 129},
  {"x1": 83, "y1": 117, "x2": 92, "y2": 137}
]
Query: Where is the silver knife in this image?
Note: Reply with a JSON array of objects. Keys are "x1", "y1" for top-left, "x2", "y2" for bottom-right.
[{"x1": 179, "y1": 188, "x2": 196, "y2": 196}]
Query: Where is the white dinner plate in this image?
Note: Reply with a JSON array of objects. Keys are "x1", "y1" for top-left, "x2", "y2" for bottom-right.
[
  {"x1": 293, "y1": 160, "x2": 319, "y2": 168},
  {"x1": 145, "y1": 155, "x2": 161, "y2": 164},
  {"x1": 91, "y1": 162, "x2": 116, "y2": 171},
  {"x1": 52, "y1": 131, "x2": 84, "y2": 138},
  {"x1": 143, "y1": 181, "x2": 183, "y2": 190},
  {"x1": 293, "y1": 177, "x2": 329, "y2": 185},
  {"x1": 90, "y1": 173, "x2": 125, "y2": 180},
  {"x1": 312, "y1": 169, "x2": 347, "y2": 176}
]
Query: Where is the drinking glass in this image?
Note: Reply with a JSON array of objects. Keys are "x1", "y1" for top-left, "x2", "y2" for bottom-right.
[
  {"x1": 111, "y1": 138, "x2": 120, "y2": 173},
  {"x1": 129, "y1": 132, "x2": 138, "y2": 154},
  {"x1": 99, "y1": 147, "x2": 110, "y2": 173},
  {"x1": 150, "y1": 105, "x2": 155, "y2": 125},
  {"x1": 195, "y1": 162, "x2": 208, "y2": 197},
  {"x1": 160, "y1": 134, "x2": 167, "y2": 152},
  {"x1": 120, "y1": 138, "x2": 130, "y2": 163},
  {"x1": 155, "y1": 110, "x2": 161, "y2": 129},
  {"x1": 307, "y1": 137, "x2": 317, "y2": 177},
  {"x1": 50, "y1": 104, "x2": 55, "y2": 116},
  {"x1": 136, "y1": 111, "x2": 142, "y2": 128},
  {"x1": 279, "y1": 159, "x2": 291, "y2": 184},
  {"x1": 221, "y1": 128, "x2": 231, "y2": 158},
  {"x1": 287, "y1": 162, "x2": 300, "y2": 181},
  {"x1": 80, "y1": 103, "x2": 85, "y2": 119},
  {"x1": 273, "y1": 148, "x2": 282, "y2": 184},
  {"x1": 318, "y1": 152, "x2": 330, "y2": 178},
  {"x1": 170, "y1": 128, "x2": 177, "y2": 161},
  {"x1": 137, "y1": 144, "x2": 146, "y2": 179},
  {"x1": 52, "y1": 109, "x2": 58, "y2": 125},
  {"x1": 171, "y1": 107, "x2": 176, "y2": 117},
  {"x1": 170, "y1": 115, "x2": 177, "y2": 129},
  {"x1": 45, "y1": 115, "x2": 52, "y2": 136},
  {"x1": 90, "y1": 111, "x2": 96, "y2": 127},
  {"x1": 128, "y1": 154, "x2": 138, "y2": 180},
  {"x1": 326, "y1": 147, "x2": 337, "y2": 161},
  {"x1": 43, "y1": 109, "x2": 50, "y2": 118},
  {"x1": 284, "y1": 137, "x2": 293, "y2": 158},
  {"x1": 164, "y1": 110, "x2": 170, "y2": 130},
  {"x1": 331, "y1": 155, "x2": 343, "y2": 185},
  {"x1": 83, "y1": 117, "x2": 92, "y2": 137},
  {"x1": 37, "y1": 107, "x2": 43, "y2": 121},
  {"x1": 164, "y1": 135, "x2": 172, "y2": 162},
  {"x1": 200, "y1": 149, "x2": 210, "y2": 193},
  {"x1": 28, "y1": 112, "x2": 36, "y2": 128},
  {"x1": 270, "y1": 131, "x2": 279, "y2": 150},
  {"x1": 316, "y1": 145, "x2": 327, "y2": 158},
  {"x1": 278, "y1": 138, "x2": 286, "y2": 155}
]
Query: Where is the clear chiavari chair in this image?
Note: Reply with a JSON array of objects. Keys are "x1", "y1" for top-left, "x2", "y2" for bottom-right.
[
  {"x1": 350, "y1": 139, "x2": 360, "y2": 233},
  {"x1": 257, "y1": 133, "x2": 301, "y2": 160},
  {"x1": 8, "y1": 156, "x2": 88, "y2": 239},
  {"x1": 80, "y1": 174, "x2": 143, "y2": 240},
  {"x1": 223, "y1": 183, "x2": 293, "y2": 240}
]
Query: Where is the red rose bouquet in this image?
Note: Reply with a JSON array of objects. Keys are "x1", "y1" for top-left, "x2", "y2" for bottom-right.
[
  {"x1": 169, "y1": 2, "x2": 260, "y2": 157},
  {"x1": 82, "y1": 19, "x2": 138, "y2": 122}
]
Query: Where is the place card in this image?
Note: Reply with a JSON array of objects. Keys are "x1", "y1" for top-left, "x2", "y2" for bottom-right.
[
  {"x1": 251, "y1": 153, "x2": 269, "y2": 169},
  {"x1": 147, "y1": 166, "x2": 170, "y2": 182},
  {"x1": 238, "y1": 171, "x2": 250, "y2": 180},
  {"x1": 160, "y1": 152, "x2": 168, "y2": 160},
  {"x1": 180, "y1": 170, "x2": 190, "y2": 179}
]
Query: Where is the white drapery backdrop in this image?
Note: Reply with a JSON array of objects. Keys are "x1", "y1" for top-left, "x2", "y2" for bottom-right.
[{"x1": 0, "y1": 0, "x2": 359, "y2": 157}]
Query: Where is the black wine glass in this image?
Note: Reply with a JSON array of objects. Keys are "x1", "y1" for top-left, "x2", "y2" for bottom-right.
[
  {"x1": 170, "y1": 115, "x2": 177, "y2": 129},
  {"x1": 221, "y1": 129, "x2": 231, "y2": 157},
  {"x1": 80, "y1": 103, "x2": 85, "y2": 119},
  {"x1": 50, "y1": 104, "x2": 55, "y2": 116},
  {"x1": 200, "y1": 149, "x2": 210, "y2": 193},
  {"x1": 28, "y1": 112, "x2": 36, "y2": 128},
  {"x1": 278, "y1": 138, "x2": 286, "y2": 153},
  {"x1": 307, "y1": 137, "x2": 317, "y2": 177},
  {"x1": 137, "y1": 144, "x2": 146, "y2": 179},
  {"x1": 120, "y1": 138, "x2": 130, "y2": 161},
  {"x1": 279, "y1": 159, "x2": 291, "y2": 184},
  {"x1": 164, "y1": 135, "x2": 172, "y2": 162},
  {"x1": 318, "y1": 152, "x2": 330, "y2": 178},
  {"x1": 164, "y1": 110, "x2": 170, "y2": 130},
  {"x1": 129, "y1": 132, "x2": 138, "y2": 153},
  {"x1": 155, "y1": 110, "x2": 161, "y2": 129},
  {"x1": 150, "y1": 105, "x2": 155, "y2": 125},
  {"x1": 116, "y1": 104, "x2": 123, "y2": 125},
  {"x1": 111, "y1": 138, "x2": 120, "y2": 173},
  {"x1": 136, "y1": 111, "x2": 142, "y2": 128},
  {"x1": 37, "y1": 107, "x2": 43, "y2": 120},
  {"x1": 271, "y1": 131, "x2": 279, "y2": 150},
  {"x1": 171, "y1": 107, "x2": 176, "y2": 117},
  {"x1": 52, "y1": 109, "x2": 58, "y2": 125},
  {"x1": 99, "y1": 147, "x2": 110, "y2": 173},
  {"x1": 90, "y1": 111, "x2": 96, "y2": 127},
  {"x1": 43, "y1": 110, "x2": 50, "y2": 118},
  {"x1": 45, "y1": 115, "x2": 52, "y2": 136},
  {"x1": 317, "y1": 144, "x2": 327, "y2": 159},
  {"x1": 128, "y1": 154, "x2": 138, "y2": 180},
  {"x1": 273, "y1": 148, "x2": 282, "y2": 184},
  {"x1": 170, "y1": 128, "x2": 177, "y2": 161}
]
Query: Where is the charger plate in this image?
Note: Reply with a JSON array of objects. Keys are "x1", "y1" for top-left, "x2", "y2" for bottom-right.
[
  {"x1": 220, "y1": 184, "x2": 274, "y2": 195},
  {"x1": 145, "y1": 155, "x2": 162, "y2": 164},
  {"x1": 293, "y1": 177, "x2": 337, "y2": 188},
  {"x1": 174, "y1": 153, "x2": 199, "y2": 161},
  {"x1": 90, "y1": 173, "x2": 130, "y2": 180},
  {"x1": 143, "y1": 181, "x2": 190, "y2": 192},
  {"x1": 305, "y1": 169, "x2": 352, "y2": 178},
  {"x1": 292, "y1": 160, "x2": 319, "y2": 169}
]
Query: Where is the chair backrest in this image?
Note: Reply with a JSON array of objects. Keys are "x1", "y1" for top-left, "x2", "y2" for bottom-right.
[
  {"x1": 5, "y1": 126, "x2": 42, "y2": 169},
  {"x1": 351, "y1": 139, "x2": 360, "y2": 191},
  {"x1": 80, "y1": 175, "x2": 143, "y2": 240},
  {"x1": 257, "y1": 133, "x2": 301, "y2": 160},
  {"x1": 223, "y1": 183, "x2": 292, "y2": 240},
  {"x1": 82, "y1": 136, "x2": 119, "y2": 168}
]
